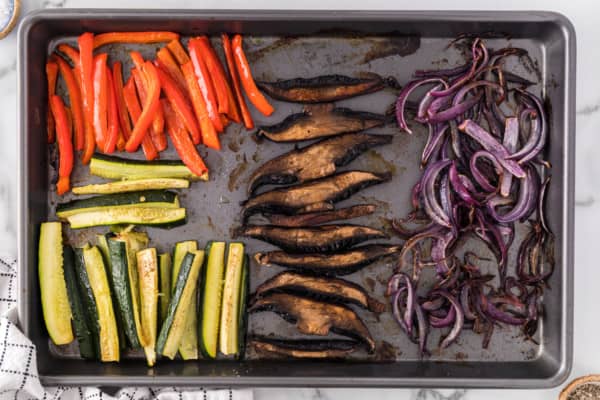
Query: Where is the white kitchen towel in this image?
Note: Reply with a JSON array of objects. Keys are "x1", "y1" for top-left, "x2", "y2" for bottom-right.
[{"x1": 0, "y1": 254, "x2": 253, "y2": 400}]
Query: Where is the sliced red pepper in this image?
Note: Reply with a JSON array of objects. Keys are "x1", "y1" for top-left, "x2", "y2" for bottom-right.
[
  {"x1": 188, "y1": 38, "x2": 223, "y2": 132},
  {"x1": 131, "y1": 52, "x2": 165, "y2": 145},
  {"x1": 104, "y1": 68, "x2": 119, "y2": 153},
  {"x1": 132, "y1": 68, "x2": 167, "y2": 151},
  {"x1": 156, "y1": 65, "x2": 201, "y2": 146},
  {"x1": 116, "y1": 131, "x2": 127, "y2": 151},
  {"x1": 232, "y1": 34, "x2": 274, "y2": 117},
  {"x1": 125, "y1": 62, "x2": 161, "y2": 155},
  {"x1": 46, "y1": 61, "x2": 58, "y2": 143},
  {"x1": 162, "y1": 99, "x2": 208, "y2": 177},
  {"x1": 57, "y1": 44, "x2": 80, "y2": 68},
  {"x1": 92, "y1": 53, "x2": 109, "y2": 151},
  {"x1": 93, "y1": 31, "x2": 179, "y2": 49},
  {"x1": 195, "y1": 36, "x2": 229, "y2": 114},
  {"x1": 49, "y1": 95, "x2": 74, "y2": 195},
  {"x1": 78, "y1": 32, "x2": 96, "y2": 164},
  {"x1": 156, "y1": 47, "x2": 188, "y2": 95},
  {"x1": 167, "y1": 39, "x2": 190, "y2": 65},
  {"x1": 222, "y1": 33, "x2": 253, "y2": 129},
  {"x1": 122, "y1": 76, "x2": 158, "y2": 160},
  {"x1": 181, "y1": 61, "x2": 220, "y2": 149},
  {"x1": 54, "y1": 55, "x2": 85, "y2": 151},
  {"x1": 111, "y1": 62, "x2": 132, "y2": 141}
]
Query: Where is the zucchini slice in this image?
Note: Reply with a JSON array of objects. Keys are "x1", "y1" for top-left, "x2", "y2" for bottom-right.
[
  {"x1": 73, "y1": 247, "x2": 100, "y2": 358},
  {"x1": 219, "y1": 243, "x2": 246, "y2": 356},
  {"x1": 82, "y1": 246, "x2": 120, "y2": 362},
  {"x1": 63, "y1": 245, "x2": 94, "y2": 358},
  {"x1": 73, "y1": 178, "x2": 190, "y2": 195},
  {"x1": 237, "y1": 257, "x2": 250, "y2": 359},
  {"x1": 200, "y1": 241, "x2": 226, "y2": 359},
  {"x1": 156, "y1": 250, "x2": 204, "y2": 359},
  {"x1": 90, "y1": 154, "x2": 209, "y2": 181},
  {"x1": 107, "y1": 232, "x2": 149, "y2": 349},
  {"x1": 56, "y1": 190, "x2": 180, "y2": 219},
  {"x1": 38, "y1": 222, "x2": 73, "y2": 345},
  {"x1": 136, "y1": 248, "x2": 159, "y2": 367},
  {"x1": 158, "y1": 253, "x2": 172, "y2": 326},
  {"x1": 172, "y1": 241, "x2": 199, "y2": 360},
  {"x1": 66, "y1": 207, "x2": 186, "y2": 229}
]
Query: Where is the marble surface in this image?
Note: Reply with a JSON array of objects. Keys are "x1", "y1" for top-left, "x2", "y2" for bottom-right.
[{"x1": 0, "y1": 0, "x2": 596, "y2": 399}]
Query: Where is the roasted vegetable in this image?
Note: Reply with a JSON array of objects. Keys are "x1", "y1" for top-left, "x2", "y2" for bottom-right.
[
  {"x1": 248, "y1": 133, "x2": 392, "y2": 194},
  {"x1": 38, "y1": 222, "x2": 74, "y2": 345},
  {"x1": 219, "y1": 243, "x2": 248, "y2": 356},
  {"x1": 252, "y1": 271, "x2": 385, "y2": 312},
  {"x1": 136, "y1": 248, "x2": 159, "y2": 366},
  {"x1": 66, "y1": 207, "x2": 186, "y2": 229},
  {"x1": 158, "y1": 253, "x2": 172, "y2": 326},
  {"x1": 200, "y1": 241, "x2": 226, "y2": 359},
  {"x1": 72, "y1": 178, "x2": 190, "y2": 195},
  {"x1": 172, "y1": 241, "x2": 199, "y2": 360},
  {"x1": 239, "y1": 224, "x2": 387, "y2": 253},
  {"x1": 89, "y1": 154, "x2": 208, "y2": 181},
  {"x1": 265, "y1": 204, "x2": 377, "y2": 227},
  {"x1": 242, "y1": 171, "x2": 390, "y2": 222},
  {"x1": 255, "y1": 244, "x2": 401, "y2": 275},
  {"x1": 249, "y1": 293, "x2": 375, "y2": 352},
  {"x1": 256, "y1": 104, "x2": 389, "y2": 143},
  {"x1": 257, "y1": 74, "x2": 386, "y2": 103},
  {"x1": 250, "y1": 336, "x2": 358, "y2": 359}
]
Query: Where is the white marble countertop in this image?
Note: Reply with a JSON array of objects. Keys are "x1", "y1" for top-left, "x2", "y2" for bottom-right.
[{"x1": 0, "y1": 0, "x2": 595, "y2": 399}]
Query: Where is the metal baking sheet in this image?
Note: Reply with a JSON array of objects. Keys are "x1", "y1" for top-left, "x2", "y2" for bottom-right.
[{"x1": 17, "y1": 9, "x2": 575, "y2": 388}]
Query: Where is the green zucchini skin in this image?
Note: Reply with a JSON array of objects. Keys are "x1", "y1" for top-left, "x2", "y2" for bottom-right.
[
  {"x1": 66, "y1": 207, "x2": 186, "y2": 229},
  {"x1": 63, "y1": 245, "x2": 95, "y2": 360},
  {"x1": 56, "y1": 190, "x2": 179, "y2": 218},
  {"x1": 90, "y1": 154, "x2": 209, "y2": 181},
  {"x1": 199, "y1": 241, "x2": 226, "y2": 359},
  {"x1": 156, "y1": 251, "x2": 204, "y2": 359},
  {"x1": 73, "y1": 178, "x2": 190, "y2": 195},
  {"x1": 172, "y1": 241, "x2": 199, "y2": 360},
  {"x1": 107, "y1": 238, "x2": 141, "y2": 349},
  {"x1": 158, "y1": 253, "x2": 172, "y2": 326},
  {"x1": 237, "y1": 255, "x2": 250, "y2": 360},
  {"x1": 73, "y1": 247, "x2": 100, "y2": 358}
]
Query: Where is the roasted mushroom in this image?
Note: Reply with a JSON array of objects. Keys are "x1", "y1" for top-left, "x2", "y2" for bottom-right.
[
  {"x1": 249, "y1": 293, "x2": 376, "y2": 352},
  {"x1": 265, "y1": 204, "x2": 377, "y2": 227},
  {"x1": 252, "y1": 271, "x2": 385, "y2": 312},
  {"x1": 250, "y1": 336, "x2": 359, "y2": 359},
  {"x1": 248, "y1": 133, "x2": 392, "y2": 194},
  {"x1": 238, "y1": 224, "x2": 388, "y2": 253},
  {"x1": 256, "y1": 104, "x2": 390, "y2": 142},
  {"x1": 257, "y1": 74, "x2": 386, "y2": 103},
  {"x1": 254, "y1": 244, "x2": 401, "y2": 275}
]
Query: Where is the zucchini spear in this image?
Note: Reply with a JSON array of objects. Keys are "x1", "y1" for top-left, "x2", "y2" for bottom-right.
[
  {"x1": 172, "y1": 241, "x2": 199, "y2": 360},
  {"x1": 136, "y1": 248, "x2": 159, "y2": 367}
]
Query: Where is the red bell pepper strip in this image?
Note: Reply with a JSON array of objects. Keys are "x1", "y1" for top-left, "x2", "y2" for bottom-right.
[
  {"x1": 131, "y1": 52, "x2": 165, "y2": 145},
  {"x1": 57, "y1": 44, "x2": 80, "y2": 68},
  {"x1": 78, "y1": 32, "x2": 96, "y2": 164},
  {"x1": 162, "y1": 99, "x2": 208, "y2": 177},
  {"x1": 131, "y1": 68, "x2": 167, "y2": 151},
  {"x1": 195, "y1": 36, "x2": 229, "y2": 115},
  {"x1": 156, "y1": 47, "x2": 188, "y2": 95},
  {"x1": 49, "y1": 95, "x2": 74, "y2": 195},
  {"x1": 46, "y1": 61, "x2": 58, "y2": 143},
  {"x1": 125, "y1": 62, "x2": 161, "y2": 155},
  {"x1": 92, "y1": 53, "x2": 109, "y2": 151},
  {"x1": 156, "y1": 65, "x2": 201, "y2": 146},
  {"x1": 181, "y1": 61, "x2": 220, "y2": 149},
  {"x1": 222, "y1": 34, "x2": 253, "y2": 129},
  {"x1": 188, "y1": 38, "x2": 223, "y2": 132},
  {"x1": 93, "y1": 31, "x2": 179, "y2": 49},
  {"x1": 104, "y1": 68, "x2": 119, "y2": 153},
  {"x1": 167, "y1": 39, "x2": 190, "y2": 65},
  {"x1": 232, "y1": 34, "x2": 274, "y2": 117},
  {"x1": 111, "y1": 62, "x2": 132, "y2": 141},
  {"x1": 122, "y1": 77, "x2": 158, "y2": 160},
  {"x1": 55, "y1": 55, "x2": 85, "y2": 151}
]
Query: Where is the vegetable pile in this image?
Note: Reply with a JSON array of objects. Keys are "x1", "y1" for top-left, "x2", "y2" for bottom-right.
[
  {"x1": 47, "y1": 31, "x2": 274, "y2": 195},
  {"x1": 389, "y1": 38, "x2": 554, "y2": 353},
  {"x1": 38, "y1": 222, "x2": 249, "y2": 365}
]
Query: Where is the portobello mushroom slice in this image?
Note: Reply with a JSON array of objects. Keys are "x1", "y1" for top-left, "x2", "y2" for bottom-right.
[
  {"x1": 249, "y1": 293, "x2": 375, "y2": 352},
  {"x1": 257, "y1": 74, "x2": 386, "y2": 103},
  {"x1": 266, "y1": 204, "x2": 377, "y2": 227},
  {"x1": 250, "y1": 336, "x2": 358, "y2": 359},
  {"x1": 255, "y1": 244, "x2": 401, "y2": 275},
  {"x1": 241, "y1": 170, "x2": 391, "y2": 222},
  {"x1": 256, "y1": 104, "x2": 389, "y2": 143},
  {"x1": 252, "y1": 271, "x2": 385, "y2": 313},
  {"x1": 248, "y1": 133, "x2": 392, "y2": 195},
  {"x1": 238, "y1": 224, "x2": 388, "y2": 253}
]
